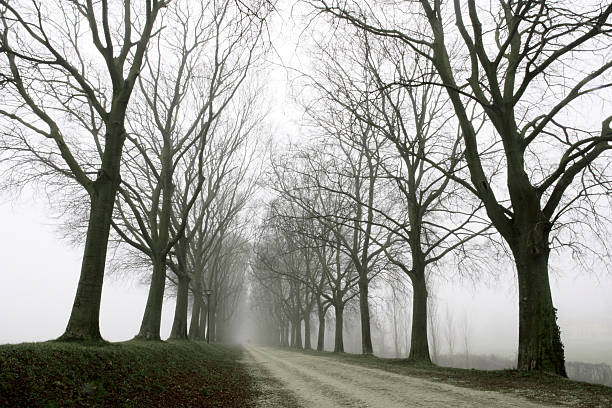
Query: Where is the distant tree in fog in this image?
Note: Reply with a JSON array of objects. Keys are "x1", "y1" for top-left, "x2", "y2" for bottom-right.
[
  {"x1": 300, "y1": 28, "x2": 490, "y2": 363},
  {"x1": 109, "y1": 0, "x2": 263, "y2": 340}
]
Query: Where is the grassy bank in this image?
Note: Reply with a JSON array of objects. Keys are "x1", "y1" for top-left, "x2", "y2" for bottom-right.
[
  {"x1": 0, "y1": 340, "x2": 255, "y2": 408},
  {"x1": 300, "y1": 349, "x2": 612, "y2": 407}
]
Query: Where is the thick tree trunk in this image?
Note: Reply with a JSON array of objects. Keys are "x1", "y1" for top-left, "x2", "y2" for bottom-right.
[
  {"x1": 60, "y1": 179, "x2": 118, "y2": 341},
  {"x1": 189, "y1": 294, "x2": 201, "y2": 340},
  {"x1": 60, "y1": 98, "x2": 129, "y2": 341},
  {"x1": 358, "y1": 276, "x2": 373, "y2": 354},
  {"x1": 409, "y1": 273, "x2": 431, "y2": 363},
  {"x1": 137, "y1": 256, "x2": 167, "y2": 340},
  {"x1": 513, "y1": 238, "x2": 566, "y2": 376},
  {"x1": 304, "y1": 315, "x2": 312, "y2": 350},
  {"x1": 334, "y1": 303, "x2": 344, "y2": 353},
  {"x1": 392, "y1": 296, "x2": 400, "y2": 357},
  {"x1": 169, "y1": 273, "x2": 190, "y2": 340},
  {"x1": 317, "y1": 307, "x2": 326, "y2": 352}
]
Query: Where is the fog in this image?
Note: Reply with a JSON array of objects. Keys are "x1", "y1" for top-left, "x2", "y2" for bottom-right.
[
  {"x1": 1, "y1": 2, "x2": 611, "y2": 399},
  {"x1": 4, "y1": 191, "x2": 609, "y2": 367}
]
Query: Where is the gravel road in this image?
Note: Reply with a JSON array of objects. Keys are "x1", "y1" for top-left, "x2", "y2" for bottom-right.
[{"x1": 244, "y1": 346, "x2": 556, "y2": 408}]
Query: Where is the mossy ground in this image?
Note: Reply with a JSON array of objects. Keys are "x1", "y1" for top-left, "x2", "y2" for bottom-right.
[{"x1": 0, "y1": 340, "x2": 255, "y2": 408}]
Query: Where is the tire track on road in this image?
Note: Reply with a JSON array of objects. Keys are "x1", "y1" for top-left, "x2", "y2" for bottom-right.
[{"x1": 244, "y1": 346, "x2": 557, "y2": 408}]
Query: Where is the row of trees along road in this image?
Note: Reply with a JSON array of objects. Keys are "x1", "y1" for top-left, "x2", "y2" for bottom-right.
[
  {"x1": 0, "y1": 0, "x2": 271, "y2": 341},
  {"x1": 250, "y1": 0, "x2": 612, "y2": 377},
  {"x1": 1, "y1": 0, "x2": 611, "y2": 380}
]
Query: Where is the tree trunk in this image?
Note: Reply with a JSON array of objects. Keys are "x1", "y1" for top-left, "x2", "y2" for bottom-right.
[
  {"x1": 209, "y1": 304, "x2": 216, "y2": 342},
  {"x1": 292, "y1": 318, "x2": 303, "y2": 349},
  {"x1": 60, "y1": 180, "x2": 118, "y2": 341},
  {"x1": 282, "y1": 322, "x2": 289, "y2": 346},
  {"x1": 199, "y1": 302, "x2": 208, "y2": 341},
  {"x1": 392, "y1": 293, "x2": 399, "y2": 357},
  {"x1": 60, "y1": 107, "x2": 127, "y2": 341},
  {"x1": 189, "y1": 294, "x2": 201, "y2": 340},
  {"x1": 169, "y1": 273, "x2": 190, "y2": 340},
  {"x1": 358, "y1": 276, "x2": 373, "y2": 354},
  {"x1": 513, "y1": 237, "x2": 566, "y2": 376},
  {"x1": 409, "y1": 273, "x2": 431, "y2": 363},
  {"x1": 317, "y1": 307, "x2": 326, "y2": 352},
  {"x1": 137, "y1": 256, "x2": 167, "y2": 340},
  {"x1": 334, "y1": 303, "x2": 344, "y2": 353},
  {"x1": 304, "y1": 315, "x2": 312, "y2": 350}
]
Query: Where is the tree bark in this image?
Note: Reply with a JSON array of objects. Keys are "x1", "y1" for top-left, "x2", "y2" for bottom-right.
[
  {"x1": 409, "y1": 272, "x2": 431, "y2": 363},
  {"x1": 60, "y1": 174, "x2": 119, "y2": 341},
  {"x1": 189, "y1": 294, "x2": 201, "y2": 340},
  {"x1": 137, "y1": 256, "x2": 167, "y2": 340},
  {"x1": 512, "y1": 231, "x2": 566, "y2": 375},
  {"x1": 169, "y1": 273, "x2": 190, "y2": 340},
  {"x1": 304, "y1": 315, "x2": 312, "y2": 350},
  {"x1": 317, "y1": 305, "x2": 326, "y2": 352},
  {"x1": 209, "y1": 302, "x2": 216, "y2": 342},
  {"x1": 358, "y1": 276, "x2": 373, "y2": 354},
  {"x1": 333, "y1": 303, "x2": 344, "y2": 353},
  {"x1": 292, "y1": 318, "x2": 303, "y2": 349},
  {"x1": 199, "y1": 302, "x2": 208, "y2": 341}
]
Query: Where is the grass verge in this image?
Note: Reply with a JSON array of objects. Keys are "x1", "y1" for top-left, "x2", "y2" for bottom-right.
[
  {"x1": 299, "y1": 349, "x2": 612, "y2": 408},
  {"x1": 0, "y1": 340, "x2": 255, "y2": 408}
]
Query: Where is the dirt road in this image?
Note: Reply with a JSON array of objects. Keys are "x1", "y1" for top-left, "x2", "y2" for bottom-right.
[{"x1": 244, "y1": 346, "x2": 555, "y2": 407}]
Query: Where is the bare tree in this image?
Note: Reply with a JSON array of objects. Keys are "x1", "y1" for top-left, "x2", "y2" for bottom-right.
[
  {"x1": 105, "y1": 0, "x2": 265, "y2": 340},
  {"x1": 183, "y1": 145, "x2": 259, "y2": 342},
  {"x1": 0, "y1": 0, "x2": 167, "y2": 340},
  {"x1": 298, "y1": 28, "x2": 490, "y2": 363},
  {"x1": 313, "y1": 0, "x2": 612, "y2": 375},
  {"x1": 427, "y1": 290, "x2": 440, "y2": 364},
  {"x1": 255, "y1": 180, "x2": 362, "y2": 353}
]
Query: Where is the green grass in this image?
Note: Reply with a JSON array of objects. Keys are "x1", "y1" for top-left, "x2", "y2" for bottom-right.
[
  {"x1": 298, "y1": 348, "x2": 612, "y2": 407},
  {"x1": 0, "y1": 340, "x2": 255, "y2": 408}
]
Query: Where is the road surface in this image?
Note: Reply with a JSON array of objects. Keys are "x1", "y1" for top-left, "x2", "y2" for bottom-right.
[{"x1": 244, "y1": 346, "x2": 555, "y2": 407}]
